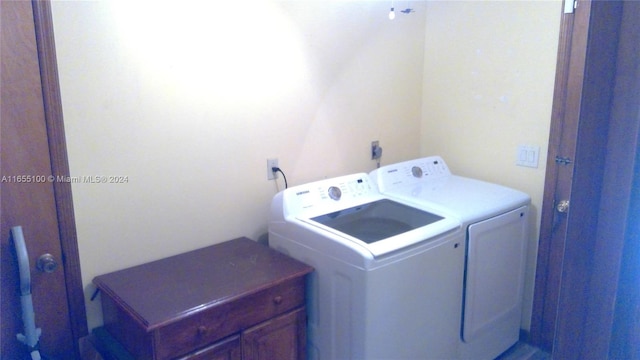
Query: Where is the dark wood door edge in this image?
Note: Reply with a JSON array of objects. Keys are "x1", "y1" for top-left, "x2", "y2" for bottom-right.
[
  {"x1": 32, "y1": 0, "x2": 88, "y2": 352},
  {"x1": 529, "y1": 3, "x2": 579, "y2": 350}
]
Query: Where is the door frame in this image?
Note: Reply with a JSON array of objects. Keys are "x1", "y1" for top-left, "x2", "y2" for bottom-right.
[{"x1": 31, "y1": 0, "x2": 88, "y2": 349}]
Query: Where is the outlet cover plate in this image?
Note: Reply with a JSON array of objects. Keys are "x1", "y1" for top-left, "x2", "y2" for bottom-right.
[{"x1": 267, "y1": 158, "x2": 278, "y2": 180}]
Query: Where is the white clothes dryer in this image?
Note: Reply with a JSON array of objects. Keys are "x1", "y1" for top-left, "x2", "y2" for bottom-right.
[
  {"x1": 370, "y1": 156, "x2": 531, "y2": 360},
  {"x1": 269, "y1": 173, "x2": 466, "y2": 359}
]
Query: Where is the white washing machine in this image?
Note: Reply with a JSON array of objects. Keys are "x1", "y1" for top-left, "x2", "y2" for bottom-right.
[
  {"x1": 370, "y1": 156, "x2": 531, "y2": 360},
  {"x1": 268, "y1": 173, "x2": 466, "y2": 359}
]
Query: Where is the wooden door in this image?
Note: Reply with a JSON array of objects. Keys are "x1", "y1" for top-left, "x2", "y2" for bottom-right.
[
  {"x1": 1, "y1": 1, "x2": 87, "y2": 358},
  {"x1": 530, "y1": 0, "x2": 617, "y2": 351},
  {"x1": 531, "y1": 1, "x2": 639, "y2": 358},
  {"x1": 607, "y1": 5, "x2": 640, "y2": 358}
]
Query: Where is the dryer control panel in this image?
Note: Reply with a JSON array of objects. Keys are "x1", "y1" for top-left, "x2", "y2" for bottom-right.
[{"x1": 371, "y1": 156, "x2": 452, "y2": 192}]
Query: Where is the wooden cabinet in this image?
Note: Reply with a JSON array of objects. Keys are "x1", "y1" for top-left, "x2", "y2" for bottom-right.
[{"x1": 93, "y1": 237, "x2": 313, "y2": 359}]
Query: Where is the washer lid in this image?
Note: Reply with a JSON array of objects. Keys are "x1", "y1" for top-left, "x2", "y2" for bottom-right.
[{"x1": 311, "y1": 199, "x2": 443, "y2": 244}]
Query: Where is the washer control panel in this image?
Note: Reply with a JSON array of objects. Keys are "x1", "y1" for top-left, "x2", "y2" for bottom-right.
[
  {"x1": 318, "y1": 176, "x2": 373, "y2": 201},
  {"x1": 283, "y1": 174, "x2": 378, "y2": 217}
]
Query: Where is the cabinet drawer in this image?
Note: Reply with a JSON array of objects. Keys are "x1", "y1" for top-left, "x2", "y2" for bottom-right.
[
  {"x1": 176, "y1": 335, "x2": 241, "y2": 360},
  {"x1": 153, "y1": 277, "x2": 305, "y2": 359}
]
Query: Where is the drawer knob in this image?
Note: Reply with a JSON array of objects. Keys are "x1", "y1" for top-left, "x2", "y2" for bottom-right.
[
  {"x1": 197, "y1": 326, "x2": 208, "y2": 336},
  {"x1": 273, "y1": 296, "x2": 283, "y2": 305}
]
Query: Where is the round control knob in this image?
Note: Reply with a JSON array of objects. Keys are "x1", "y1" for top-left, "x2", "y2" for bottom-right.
[
  {"x1": 411, "y1": 166, "x2": 423, "y2": 178},
  {"x1": 328, "y1": 186, "x2": 342, "y2": 201}
]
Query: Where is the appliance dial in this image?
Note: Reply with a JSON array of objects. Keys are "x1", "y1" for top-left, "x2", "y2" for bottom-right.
[
  {"x1": 411, "y1": 166, "x2": 423, "y2": 178},
  {"x1": 328, "y1": 186, "x2": 342, "y2": 200}
]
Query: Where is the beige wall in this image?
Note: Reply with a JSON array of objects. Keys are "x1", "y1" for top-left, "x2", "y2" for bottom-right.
[
  {"x1": 421, "y1": 1, "x2": 561, "y2": 330},
  {"x1": 52, "y1": 0, "x2": 561, "y2": 332},
  {"x1": 52, "y1": 1, "x2": 427, "y2": 330}
]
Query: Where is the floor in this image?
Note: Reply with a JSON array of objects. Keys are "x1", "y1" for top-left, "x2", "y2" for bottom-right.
[
  {"x1": 495, "y1": 341, "x2": 552, "y2": 360},
  {"x1": 84, "y1": 327, "x2": 549, "y2": 360}
]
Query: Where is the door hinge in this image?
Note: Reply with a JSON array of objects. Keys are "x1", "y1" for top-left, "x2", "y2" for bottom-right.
[
  {"x1": 555, "y1": 156, "x2": 573, "y2": 165},
  {"x1": 564, "y1": 0, "x2": 577, "y2": 13}
]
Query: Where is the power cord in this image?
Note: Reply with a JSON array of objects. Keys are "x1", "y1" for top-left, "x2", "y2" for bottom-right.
[{"x1": 271, "y1": 167, "x2": 288, "y2": 189}]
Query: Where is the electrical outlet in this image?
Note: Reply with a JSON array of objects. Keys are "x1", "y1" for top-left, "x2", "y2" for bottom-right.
[
  {"x1": 267, "y1": 158, "x2": 278, "y2": 180},
  {"x1": 371, "y1": 140, "x2": 382, "y2": 160}
]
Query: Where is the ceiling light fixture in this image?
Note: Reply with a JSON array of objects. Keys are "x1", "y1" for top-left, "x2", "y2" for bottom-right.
[
  {"x1": 388, "y1": 1, "x2": 414, "y2": 20},
  {"x1": 388, "y1": 3, "x2": 395, "y2": 20}
]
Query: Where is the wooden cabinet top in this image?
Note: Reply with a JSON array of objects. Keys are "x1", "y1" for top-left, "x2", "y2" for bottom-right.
[{"x1": 93, "y1": 237, "x2": 313, "y2": 331}]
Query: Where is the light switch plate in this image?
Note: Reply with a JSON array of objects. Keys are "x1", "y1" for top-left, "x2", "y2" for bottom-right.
[{"x1": 516, "y1": 145, "x2": 540, "y2": 168}]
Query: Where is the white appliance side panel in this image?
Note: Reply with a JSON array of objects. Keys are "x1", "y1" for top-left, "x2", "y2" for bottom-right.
[
  {"x1": 462, "y1": 206, "x2": 529, "y2": 343},
  {"x1": 363, "y1": 234, "x2": 465, "y2": 360},
  {"x1": 269, "y1": 232, "x2": 366, "y2": 360},
  {"x1": 269, "y1": 228, "x2": 466, "y2": 360}
]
